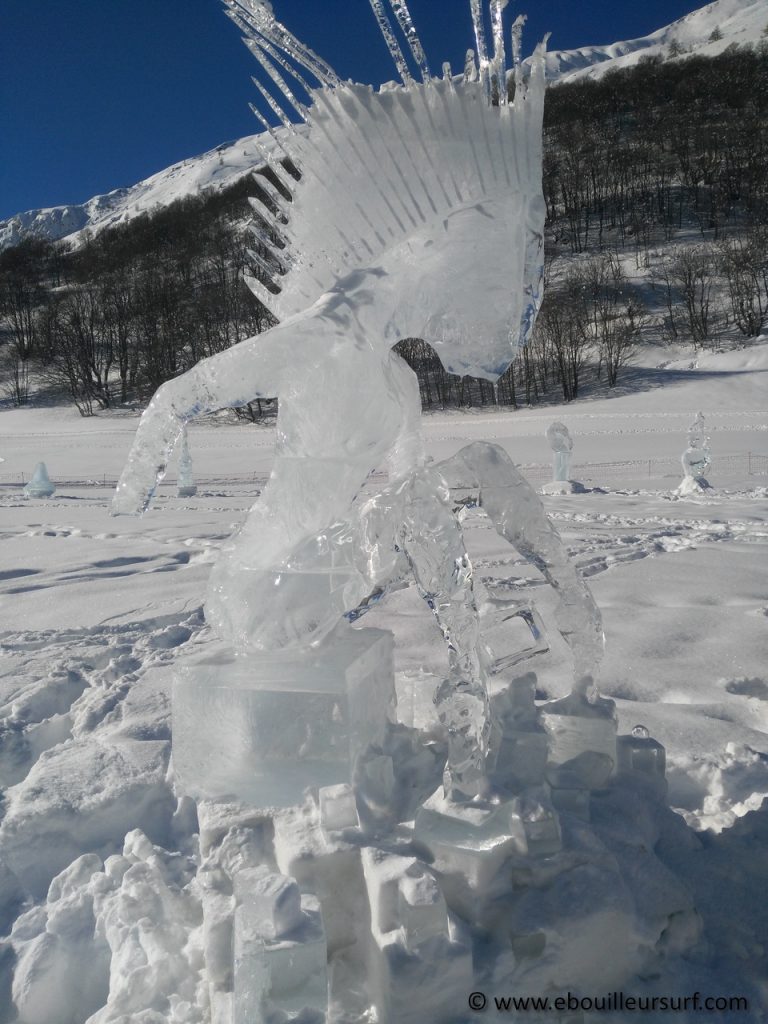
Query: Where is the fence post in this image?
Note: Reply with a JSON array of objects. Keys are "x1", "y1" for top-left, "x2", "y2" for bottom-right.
[
  {"x1": 648, "y1": 460, "x2": 652, "y2": 478},
  {"x1": 748, "y1": 451, "x2": 752, "y2": 476}
]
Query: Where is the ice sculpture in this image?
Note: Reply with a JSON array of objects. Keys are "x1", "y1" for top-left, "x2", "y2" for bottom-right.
[
  {"x1": 176, "y1": 424, "x2": 197, "y2": 497},
  {"x1": 105, "y1": 4, "x2": 697, "y2": 1020},
  {"x1": 542, "y1": 421, "x2": 583, "y2": 494},
  {"x1": 548, "y1": 421, "x2": 573, "y2": 481},
  {"x1": 113, "y1": 0, "x2": 550, "y2": 803},
  {"x1": 676, "y1": 410, "x2": 711, "y2": 495},
  {"x1": 23, "y1": 462, "x2": 55, "y2": 498}
]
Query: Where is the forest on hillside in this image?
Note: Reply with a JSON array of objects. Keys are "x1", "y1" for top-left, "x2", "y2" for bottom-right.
[{"x1": 1, "y1": 45, "x2": 767, "y2": 416}]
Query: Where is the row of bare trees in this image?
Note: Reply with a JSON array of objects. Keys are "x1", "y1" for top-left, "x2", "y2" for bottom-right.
[
  {"x1": 0, "y1": 188, "x2": 272, "y2": 412},
  {"x1": 653, "y1": 226, "x2": 768, "y2": 347},
  {"x1": 544, "y1": 46, "x2": 768, "y2": 254}
]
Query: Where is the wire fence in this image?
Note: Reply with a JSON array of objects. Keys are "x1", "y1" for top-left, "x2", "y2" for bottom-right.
[
  {"x1": 0, "y1": 456, "x2": 765, "y2": 491},
  {"x1": 520, "y1": 452, "x2": 768, "y2": 485}
]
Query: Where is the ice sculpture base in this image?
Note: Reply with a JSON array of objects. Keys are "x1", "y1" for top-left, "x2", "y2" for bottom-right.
[
  {"x1": 172, "y1": 626, "x2": 394, "y2": 808},
  {"x1": 234, "y1": 891, "x2": 327, "y2": 1022},
  {"x1": 541, "y1": 692, "x2": 617, "y2": 792},
  {"x1": 361, "y1": 848, "x2": 472, "y2": 1024},
  {"x1": 674, "y1": 475, "x2": 712, "y2": 497},
  {"x1": 413, "y1": 790, "x2": 528, "y2": 920},
  {"x1": 541, "y1": 480, "x2": 585, "y2": 495}
]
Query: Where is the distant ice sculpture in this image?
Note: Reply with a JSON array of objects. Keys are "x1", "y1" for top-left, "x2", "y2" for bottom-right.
[
  {"x1": 24, "y1": 462, "x2": 55, "y2": 498},
  {"x1": 548, "y1": 422, "x2": 573, "y2": 481},
  {"x1": 542, "y1": 421, "x2": 583, "y2": 494},
  {"x1": 176, "y1": 424, "x2": 197, "y2": 498},
  {"x1": 676, "y1": 411, "x2": 711, "y2": 495}
]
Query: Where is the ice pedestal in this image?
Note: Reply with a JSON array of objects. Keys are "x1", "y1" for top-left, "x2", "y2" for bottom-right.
[
  {"x1": 541, "y1": 479, "x2": 585, "y2": 495},
  {"x1": 413, "y1": 790, "x2": 528, "y2": 920},
  {"x1": 172, "y1": 627, "x2": 394, "y2": 808},
  {"x1": 541, "y1": 691, "x2": 617, "y2": 820},
  {"x1": 234, "y1": 885, "x2": 327, "y2": 1023},
  {"x1": 361, "y1": 848, "x2": 472, "y2": 1024}
]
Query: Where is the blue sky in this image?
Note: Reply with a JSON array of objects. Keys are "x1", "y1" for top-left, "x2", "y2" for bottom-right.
[{"x1": 1, "y1": 0, "x2": 708, "y2": 221}]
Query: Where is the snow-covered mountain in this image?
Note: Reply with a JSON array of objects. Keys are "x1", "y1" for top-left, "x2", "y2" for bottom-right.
[
  {"x1": 544, "y1": 0, "x2": 768, "y2": 83},
  {"x1": 2, "y1": 0, "x2": 766, "y2": 251},
  {"x1": 0, "y1": 134, "x2": 278, "y2": 251}
]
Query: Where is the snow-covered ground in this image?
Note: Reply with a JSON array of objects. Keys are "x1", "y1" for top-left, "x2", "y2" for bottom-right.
[{"x1": 1, "y1": 339, "x2": 767, "y2": 1020}]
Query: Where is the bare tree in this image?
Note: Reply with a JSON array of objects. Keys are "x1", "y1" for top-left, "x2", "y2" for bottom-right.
[
  {"x1": 576, "y1": 252, "x2": 647, "y2": 387},
  {"x1": 660, "y1": 246, "x2": 717, "y2": 347},
  {"x1": 718, "y1": 227, "x2": 768, "y2": 337}
]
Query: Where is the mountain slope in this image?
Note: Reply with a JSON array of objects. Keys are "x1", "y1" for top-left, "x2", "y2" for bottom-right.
[
  {"x1": 544, "y1": 0, "x2": 768, "y2": 82},
  {"x1": 0, "y1": 133, "x2": 276, "y2": 250}
]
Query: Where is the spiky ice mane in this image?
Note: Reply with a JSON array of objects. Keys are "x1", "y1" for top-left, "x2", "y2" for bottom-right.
[{"x1": 223, "y1": 0, "x2": 547, "y2": 326}]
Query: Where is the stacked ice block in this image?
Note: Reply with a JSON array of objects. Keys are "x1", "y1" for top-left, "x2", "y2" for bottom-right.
[{"x1": 173, "y1": 627, "x2": 394, "y2": 808}]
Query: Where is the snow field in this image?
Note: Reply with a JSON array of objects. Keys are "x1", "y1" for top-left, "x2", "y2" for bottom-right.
[{"x1": 0, "y1": 339, "x2": 766, "y2": 1020}]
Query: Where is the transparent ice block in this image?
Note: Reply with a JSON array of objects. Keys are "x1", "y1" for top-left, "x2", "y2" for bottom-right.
[
  {"x1": 541, "y1": 691, "x2": 617, "y2": 791},
  {"x1": 413, "y1": 789, "x2": 527, "y2": 894},
  {"x1": 398, "y1": 870, "x2": 448, "y2": 952},
  {"x1": 617, "y1": 725, "x2": 666, "y2": 779},
  {"x1": 173, "y1": 627, "x2": 394, "y2": 807},
  {"x1": 234, "y1": 892, "x2": 327, "y2": 1023}
]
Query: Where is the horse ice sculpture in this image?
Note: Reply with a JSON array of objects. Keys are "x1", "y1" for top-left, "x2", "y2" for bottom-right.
[
  {"x1": 113, "y1": 0, "x2": 600, "y2": 801},
  {"x1": 106, "y1": 7, "x2": 694, "y2": 1020}
]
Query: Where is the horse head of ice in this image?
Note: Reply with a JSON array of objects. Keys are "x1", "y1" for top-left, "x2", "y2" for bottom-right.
[{"x1": 357, "y1": 196, "x2": 545, "y2": 381}]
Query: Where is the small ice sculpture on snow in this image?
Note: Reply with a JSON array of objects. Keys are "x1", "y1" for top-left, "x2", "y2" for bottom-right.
[
  {"x1": 676, "y1": 411, "x2": 711, "y2": 495},
  {"x1": 542, "y1": 421, "x2": 583, "y2": 494},
  {"x1": 176, "y1": 424, "x2": 197, "y2": 498},
  {"x1": 24, "y1": 462, "x2": 55, "y2": 499},
  {"x1": 548, "y1": 421, "x2": 573, "y2": 482}
]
